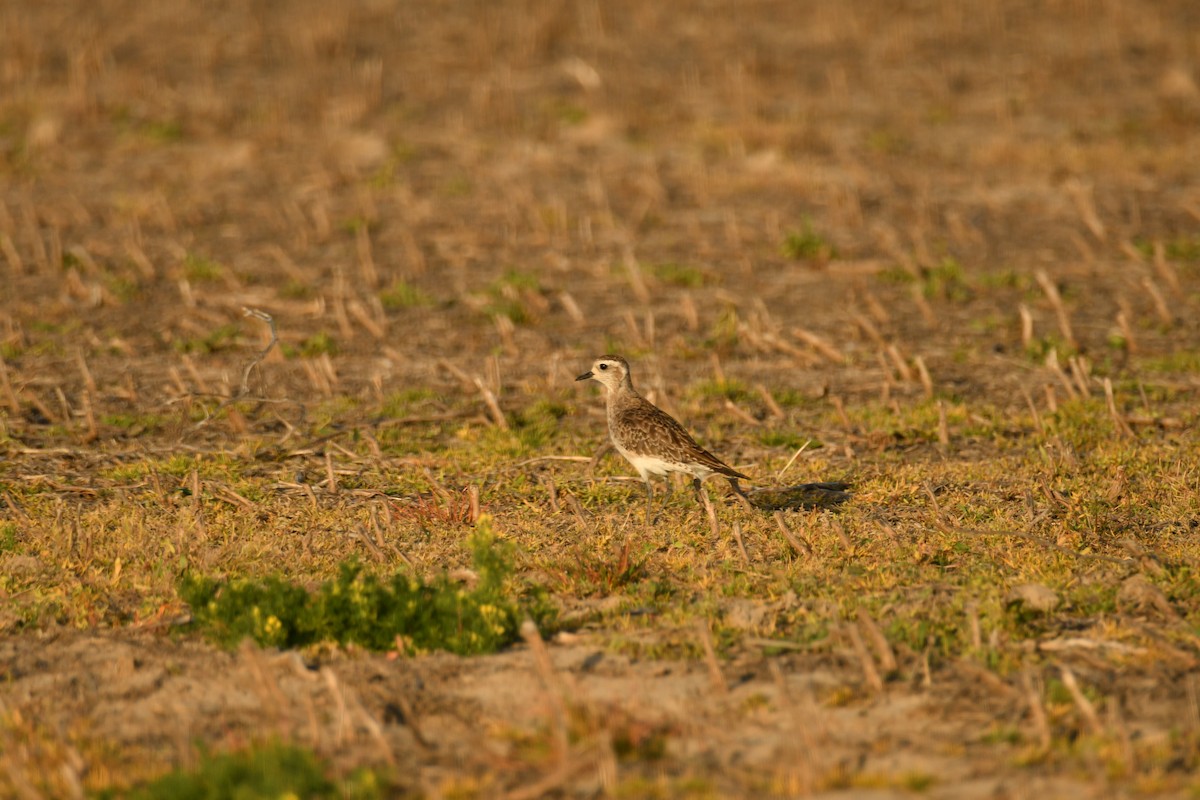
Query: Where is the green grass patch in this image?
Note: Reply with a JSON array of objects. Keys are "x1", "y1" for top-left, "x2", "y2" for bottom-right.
[
  {"x1": 339, "y1": 215, "x2": 375, "y2": 235},
  {"x1": 648, "y1": 262, "x2": 710, "y2": 287},
  {"x1": 1025, "y1": 335, "x2": 1078, "y2": 362},
  {"x1": 842, "y1": 398, "x2": 998, "y2": 444},
  {"x1": 380, "y1": 387, "x2": 439, "y2": 418},
  {"x1": 116, "y1": 741, "x2": 382, "y2": 800},
  {"x1": 877, "y1": 259, "x2": 972, "y2": 301},
  {"x1": 175, "y1": 323, "x2": 240, "y2": 355},
  {"x1": 179, "y1": 518, "x2": 553, "y2": 654},
  {"x1": 1141, "y1": 349, "x2": 1200, "y2": 373},
  {"x1": 182, "y1": 253, "x2": 224, "y2": 283},
  {"x1": 866, "y1": 127, "x2": 912, "y2": 155},
  {"x1": 103, "y1": 273, "x2": 142, "y2": 302},
  {"x1": 298, "y1": 332, "x2": 338, "y2": 357},
  {"x1": 279, "y1": 279, "x2": 312, "y2": 299},
  {"x1": 1133, "y1": 236, "x2": 1200, "y2": 262},
  {"x1": 512, "y1": 399, "x2": 570, "y2": 450},
  {"x1": 919, "y1": 258, "x2": 971, "y2": 301},
  {"x1": 379, "y1": 279, "x2": 431, "y2": 309},
  {"x1": 1045, "y1": 398, "x2": 1116, "y2": 450},
  {"x1": 102, "y1": 453, "x2": 246, "y2": 484},
  {"x1": 877, "y1": 265, "x2": 918, "y2": 285},
  {"x1": 706, "y1": 306, "x2": 740, "y2": 349},
  {"x1": 484, "y1": 269, "x2": 543, "y2": 324},
  {"x1": 770, "y1": 387, "x2": 818, "y2": 408},
  {"x1": 0, "y1": 523, "x2": 18, "y2": 553},
  {"x1": 140, "y1": 119, "x2": 184, "y2": 144},
  {"x1": 549, "y1": 100, "x2": 588, "y2": 125},
  {"x1": 689, "y1": 377, "x2": 750, "y2": 401},
  {"x1": 758, "y1": 430, "x2": 813, "y2": 450},
  {"x1": 781, "y1": 219, "x2": 836, "y2": 261}
]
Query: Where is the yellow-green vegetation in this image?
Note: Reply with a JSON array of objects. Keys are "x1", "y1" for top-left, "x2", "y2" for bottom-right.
[
  {"x1": 175, "y1": 323, "x2": 241, "y2": 354},
  {"x1": 114, "y1": 742, "x2": 383, "y2": 800},
  {"x1": 484, "y1": 269, "x2": 543, "y2": 324},
  {"x1": 378, "y1": 279, "x2": 432, "y2": 309},
  {"x1": 1133, "y1": 236, "x2": 1200, "y2": 262},
  {"x1": 3, "y1": 0, "x2": 1200, "y2": 797},
  {"x1": 180, "y1": 519, "x2": 552, "y2": 654},
  {"x1": 298, "y1": 331, "x2": 339, "y2": 357},
  {"x1": 781, "y1": 219, "x2": 837, "y2": 261},
  {"x1": 648, "y1": 262, "x2": 712, "y2": 288},
  {"x1": 878, "y1": 259, "x2": 972, "y2": 301},
  {"x1": 182, "y1": 253, "x2": 224, "y2": 283}
]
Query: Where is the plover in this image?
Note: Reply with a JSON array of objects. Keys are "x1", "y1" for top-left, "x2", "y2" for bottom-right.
[{"x1": 576, "y1": 355, "x2": 749, "y2": 516}]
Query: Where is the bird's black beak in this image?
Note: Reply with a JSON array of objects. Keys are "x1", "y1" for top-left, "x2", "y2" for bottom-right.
[{"x1": 575, "y1": 371, "x2": 593, "y2": 381}]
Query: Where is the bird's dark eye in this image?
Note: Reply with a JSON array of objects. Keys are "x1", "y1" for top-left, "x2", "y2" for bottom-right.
[{"x1": 599, "y1": 363, "x2": 608, "y2": 370}]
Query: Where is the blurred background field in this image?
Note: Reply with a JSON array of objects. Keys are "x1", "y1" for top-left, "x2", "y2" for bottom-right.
[{"x1": 2, "y1": 1, "x2": 1200, "y2": 797}]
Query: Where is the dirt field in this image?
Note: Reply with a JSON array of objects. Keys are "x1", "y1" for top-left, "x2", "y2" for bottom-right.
[{"x1": 3, "y1": 0, "x2": 1200, "y2": 797}]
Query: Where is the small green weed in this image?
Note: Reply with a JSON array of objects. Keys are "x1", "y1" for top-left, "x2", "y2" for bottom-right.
[
  {"x1": 877, "y1": 265, "x2": 917, "y2": 285},
  {"x1": 1025, "y1": 335, "x2": 1077, "y2": 362},
  {"x1": 442, "y1": 174, "x2": 473, "y2": 196},
  {"x1": 279, "y1": 280, "x2": 312, "y2": 299},
  {"x1": 878, "y1": 259, "x2": 971, "y2": 301},
  {"x1": 485, "y1": 269, "x2": 542, "y2": 324},
  {"x1": 866, "y1": 127, "x2": 912, "y2": 154},
  {"x1": 0, "y1": 524, "x2": 18, "y2": 553},
  {"x1": 175, "y1": 323, "x2": 240, "y2": 354},
  {"x1": 104, "y1": 274, "x2": 141, "y2": 301},
  {"x1": 494, "y1": 270, "x2": 540, "y2": 292},
  {"x1": 551, "y1": 100, "x2": 588, "y2": 125},
  {"x1": 706, "y1": 306, "x2": 740, "y2": 348},
  {"x1": 379, "y1": 279, "x2": 431, "y2": 309},
  {"x1": 1141, "y1": 349, "x2": 1200, "y2": 373},
  {"x1": 299, "y1": 332, "x2": 338, "y2": 357},
  {"x1": 339, "y1": 215, "x2": 374, "y2": 235},
  {"x1": 771, "y1": 387, "x2": 817, "y2": 408},
  {"x1": 182, "y1": 254, "x2": 224, "y2": 283},
  {"x1": 1133, "y1": 236, "x2": 1200, "y2": 262},
  {"x1": 920, "y1": 258, "x2": 971, "y2": 301},
  {"x1": 179, "y1": 519, "x2": 552, "y2": 655},
  {"x1": 141, "y1": 119, "x2": 184, "y2": 144},
  {"x1": 117, "y1": 741, "x2": 381, "y2": 800},
  {"x1": 1046, "y1": 398, "x2": 1115, "y2": 450},
  {"x1": 380, "y1": 387, "x2": 439, "y2": 418},
  {"x1": 690, "y1": 377, "x2": 750, "y2": 401},
  {"x1": 758, "y1": 430, "x2": 811, "y2": 450},
  {"x1": 512, "y1": 399, "x2": 569, "y2": 449},
  {"x1": 782, "y1": 219, "x2": 836, "y2": 261},
  {"x1": 649, "y1": 262, "x2": 710, "y2": 287},
  {"x1": 981, "y1": 726, "x2": 1024, "y2": 745}
]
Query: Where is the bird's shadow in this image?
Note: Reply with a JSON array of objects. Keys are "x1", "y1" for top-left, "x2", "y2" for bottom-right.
[{"x1": 743, "y1": 482, "x2": 852, "y2": 511}]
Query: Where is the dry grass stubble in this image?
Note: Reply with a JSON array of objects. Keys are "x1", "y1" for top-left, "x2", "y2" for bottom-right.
[{"x1": 2, "y1": 0, "x2": 1200, "y2": 796}]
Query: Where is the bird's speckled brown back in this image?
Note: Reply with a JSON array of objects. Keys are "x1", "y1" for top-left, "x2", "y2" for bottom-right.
[{"x1": 607, "y1": 376, "x2": 748, "y2": 480}]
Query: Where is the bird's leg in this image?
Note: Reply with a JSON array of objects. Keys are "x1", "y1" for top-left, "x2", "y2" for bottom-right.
[
  {"x1": 726, "y1": 477, "x2": 755, "y2": 511},
  {"x1": 643, "y1": 478, "x2": 655, "y2": 525},
  {"x1": 692, "y1": 477, "x2": 705, "y2": 505}
]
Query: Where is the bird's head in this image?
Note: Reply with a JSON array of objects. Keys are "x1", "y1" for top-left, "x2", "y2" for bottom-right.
[{"x1": 575, "y1": 354, "x2": 631, "y2": 392}]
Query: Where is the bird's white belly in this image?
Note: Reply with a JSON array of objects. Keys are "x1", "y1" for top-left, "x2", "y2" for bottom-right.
[{"x1": 616, "y1": 444, "x2": 711, "y2": 480}]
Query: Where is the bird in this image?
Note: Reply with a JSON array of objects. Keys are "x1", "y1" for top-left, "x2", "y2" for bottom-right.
[{"x1": 575, "y1": 354, "x2": 750, "y2": 518}]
